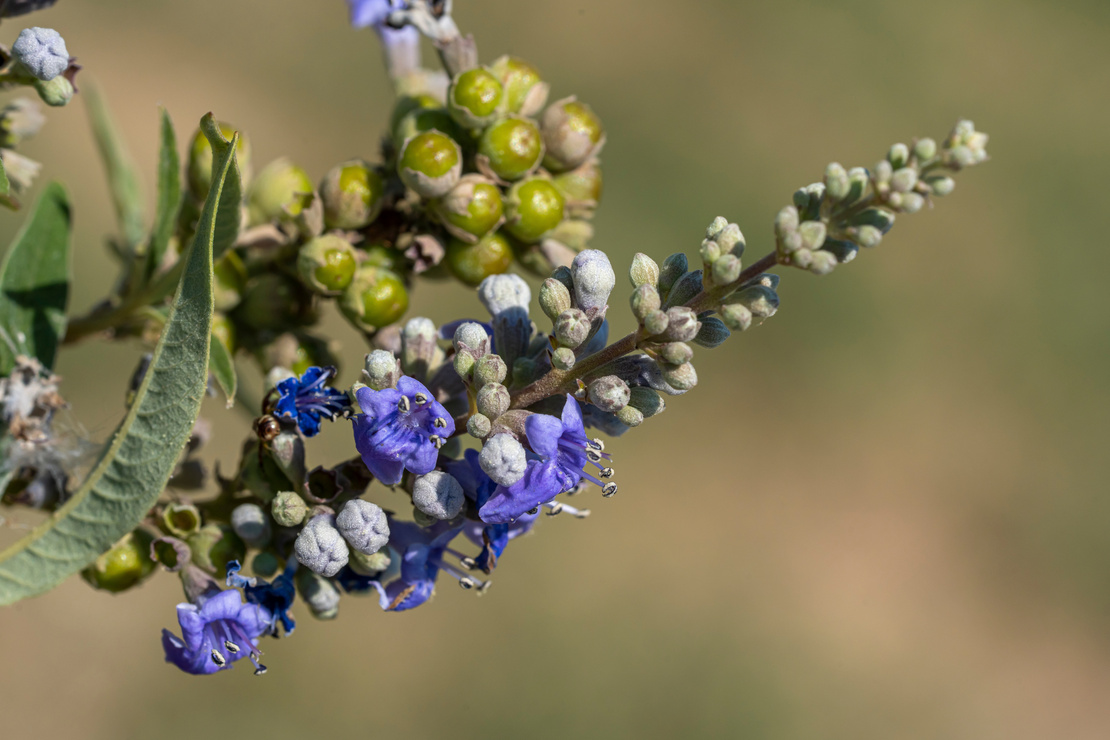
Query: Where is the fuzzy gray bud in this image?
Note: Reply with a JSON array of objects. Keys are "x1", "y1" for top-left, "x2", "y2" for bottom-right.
[
  {"x1": 616, "y1": 405, "x2": 644, "y2": 427},
  {"x1": 711, "y1": 254, "x2": 742, "y2": 286},
  {"x1": 12, "y1": 28, "x2": 69, "y2": 82},
  {"x1": 856, "y1": 225, "x2": 883, "y2": 248},
  {"x1": 413, "y1": 471, "x2": 465, "y2": 521},
  {"x1": 658, "y1": 253, "x2": 688, "y2": 296},
  {"x1": 479, "y1": 274, "x2": 531, "y2": 317},
  {"x1": 552, "y1": 347, "x2": 576, "y2": 370},
  {"x1": 296, "y1": 569, "x2": 340, "y2": 620},
  {"x1": 890, "y1": 167, "x2": 918, "y2": 194},
  {"x1": 363, "y1": 350, "x2": 400, "y2": 391},
  {"x1": 479, "y1": 433, "x2": 528, "y2": 486},
  {"x1": 661, "y1": 362, "x2": 698, "y2": 391},
  {"x1": 663, "y1": 307, "x2": 700, "y2": 342},
  {"x1": 272, "y1": 491, "x2": 308, "y2": 528},
  {"x1": 720, "y1": 303, "x2": 753, "y2": 332},
  {"x1": 798, "y1": 221, "x2": 827, "y2": 251},
  {"x1": 587, "y1": 375, "x2": 631, "y2": 413},
  {"x1": 539, "y1": 277, "x2": 572, "y2": 322},
  {"x1": 825, "y1": 163, "x2": 850, "y2": 201},
  {"x1": 336, "y1": 499, "x2": 390, "y2": 556},
  {"x1": 775, "y1": 206, "x2": 800, "y2": 237},
  {"x1": 731, "y1": 285, "x2": 779, "y2": 318},
  {"x1": 230, "y1": 504, "x2": 271, "y2": 548},
  {"x1": 643, "y1": 310, "x2": 669, "y2": 336},
  {"x1": 554, "y1": 308, "x2": 590, "y2": 349},
  {"x1": 914, "y1": 138, "x2": 937, "y2": 161},
  {"x1": 294, "y1": 514, "x2": 349, "y2": 577},
  {"x1": 888, "y1": 143, "x2": 910, "y2": 169},
  {"x1": 926, "y1": 176, "x2": 955, "y2": 197},
  {"x1": 477, "y1": 382, "x2": 511, "y2": 419},
  {"x1": 401, "y1": 317, "x2": 441, "y2": 378},
  {"x1": 453, "y1": 322, "x2": 490, "y2": 353},
  {"x1": 659, "y1": 342, "x2": 694, "y2": 366},
  {"x1": 473, "y1": 353, "x2": 508, "y2": 388},
  {"x1": 630, "y1": 284, "x2": 662, "y2": 320},
  {"x1": 629, "y1": 253, "x2": 660, "y2": 288},
  {"x1": 716, "y1": 223, "x2": 745, "y2": 257},
  {"x1": 571, "y1": 249, "x2": 615, "y2": 312},
  {"x1": 467, "y1": 413, "x2": 492, "y2": 439}
]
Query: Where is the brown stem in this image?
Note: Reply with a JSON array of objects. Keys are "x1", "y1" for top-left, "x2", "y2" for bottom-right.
[
  {"x1": 510, "y1": 330, "x2": 641, "y2": 410},
  {"x1": 685, "y1": 252, "x2": 782, "y2": 314}
]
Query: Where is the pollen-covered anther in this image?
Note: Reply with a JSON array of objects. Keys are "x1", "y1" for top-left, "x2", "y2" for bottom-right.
[
  {"x1": 459, "y1": 556, "x2": 476, "y2": 571},
  {"x1": 397, "y1": 396, "x2": 411, "y2": 413},
  {"x1": 587, "y1": 449, "x2": 603, "y2": 464},
  {"x1": 459, "y1": 577, "x2": 476, "y2": 590},
  {"x1": 430, "y1": 434, "x2": 445, "y2": 449},
  {"x1": 589, "y1": 438, "x2": 605, "y2": 452},
  {"x1": 224, "y1": 640, "x2": 240, "y2": 654},
  {"x1": 602, "y1": 482, "x2": 618, "y2": 498},
  {"x1": 434, "y1": 416, "x2": 448, "y2": 428},
  {"x1": 600, "y1": 467, "x2": 614, "y2": 479},
  {"x1": 211, "y1": 649, "x2": 226, "y2": 667},
  {"x1": 414, "y1": 392, "x2": 428, "y2": 405},
  {"x1": 547, "y1": 502, "x2": 565, "y2": 516}
]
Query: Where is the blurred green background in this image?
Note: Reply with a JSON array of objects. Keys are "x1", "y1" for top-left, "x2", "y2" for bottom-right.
[{"x1": 2, "y1": 0, "x2": 1109, "y2": 737}]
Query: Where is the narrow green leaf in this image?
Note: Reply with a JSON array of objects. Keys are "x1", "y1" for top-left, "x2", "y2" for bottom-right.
[
  {"x1": 84, "y1": 84, "x2": 146, "y2": 250},
  {"x1": 0, "y1": 122, "x2": 240, "y2": 605},
  {"x1": 0, "y1": 182, "x2": 71, "y2": 375},
  {"x1": 209, "y1": 333, "x2": 237, "y2": 408},
  {"x1": 144, "y1": 108, "x2": 181, "y2": 282},
  {"x1": 0, "y1": 154, "x2": 14, "y2": 210}
]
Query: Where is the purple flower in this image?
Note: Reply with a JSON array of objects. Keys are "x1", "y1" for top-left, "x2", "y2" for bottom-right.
[
  {"x1": 346, "y1": 0, "x2": 420, "y2": 48},
  {"x1": 479, "y1": 395, "x2": 610, "y2": 524},
  {"x1": 161, "y1": 589, "x2": 271, "y2": 675},
  {"x1": 275, "y1": 366, "x2": 350, "y2": 438},
  {"x1": 445, "y1": 449, "x2": 539, "y2": 573},
  {"x1": 352, "y1": 376, "x2": 455, "y2": 485},
  {"x1": 370, "y1": 518, "x2": 476, "y2": 612},
  {"x1": 226, "y1": 560, "x2": 297, "y2": 637}
]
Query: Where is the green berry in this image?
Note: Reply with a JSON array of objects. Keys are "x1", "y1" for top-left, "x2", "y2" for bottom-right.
[
  {"x1": 433, "y1": 174, "x2": 504, "y2": 242},
  {"x1": 446, "y1": 230, "x2": 514, "y2": 286},
  {"x1": 490, "y1": 55, "x2": 549, "y2": 115},
  {"x1": 187, "y1": 121, "x2": 252, "y2": 201},
  {"x1": 236, "y1": 274, "x2": 316, "y2": 331},
  {"x1": 398, "y1": 130, "x2": 462, "y2": 198},
  {"x1": 390, "y1": 93, "x2": 440, "y2": 137},
  {"x1": 247, "y1": 158, "x2": 314, "y2": 225},
  {"x1": 163, "y1": 502, "x2": 201, "y2": 538},
  {"x1": 541, "y1": 97, "x2": 604, "y2": 173},
  {"x1": 320, "y1": 160, "x2": 385, "y2": 230},
  {"x1": 448, "y1": 67, "x2": 504, "y2": 129},
  {"x1": 81, "y1": 530, "x2": 156, "y2": 593},
  {"x1": 188, "y1": 523, "x2": 246, "y2": 576},
  {"x1": 392, "y1": 106, "x2": 466, "y2": 148},
  {"x1": 553, "y1": 159, "x2": 602, "y2": 218},
  {"x1": 477, "y1": 116, "x2": 544, "y2": 181},
  {"x1": 340, "y1": 266, "x2": 410, "y2": 330},
  {"x1": 505, "y1": 177, "x2": 565, "y2": 243},
  {"x1": 298, "y1": 234, "x2": 358, "y2": 295}
]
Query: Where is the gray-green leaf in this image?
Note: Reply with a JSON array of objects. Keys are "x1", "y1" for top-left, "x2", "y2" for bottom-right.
[
  {"x1": 0, "y1": 154, "x2": 14, "y2": 210},
  {"x1": 144, "y1": 108, "x2": 181, "y2": 283},
  {"x1": 209, "y1": 333, "x2": 236, "y2": 408},
  {"x1": 85, "y1": 84, "x2": 146, "y2": 251},
  {"x1": 0, "y1": 118, "x2": 240, "y2": 605},
  {"x1": 0, "y1": 182, "x2": 71, "y2": 375}
]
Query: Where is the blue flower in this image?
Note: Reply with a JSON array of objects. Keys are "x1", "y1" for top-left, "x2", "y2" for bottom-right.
[
  {"x1": 274, "y1": 366, "x2": 350, "y2": 437},
  {"x1": 445, "y1": 449, "x2": 539, "y2": 573},
  {"x1": 370, "y1": 518, "x2": 478, "y2": 612},
  {"x1": 479, "y1": 395, "x2": 609, "y2": 524},
  {"x1": 352, "y1": 376, "x2": 455, "y2": 486},
  {"x1": 226, "y1": 560, "x2": 297, "y2": 637},
  {"x1": 346, "y1": 0, "x2": 420, "y2": 48},
  {"x1": 161, "y1": 589, "x2": 271, "y2": 675}
]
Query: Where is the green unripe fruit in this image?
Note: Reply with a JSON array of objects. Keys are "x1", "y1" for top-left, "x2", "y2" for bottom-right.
[
  {"x1": 188, "y1": 122, "x2": 252, "y2": 201},
  {"x1": 504, "y1": 178, "x2": 565, "y2": 243},
  {"x1": 390, "y1": 94, "x2": 440, "y2": 137},
  {"x1": 339, "y1": 266, "x2": 410, "y2": 331},
  {"x1": 553, "y1": 159, "x2": 603, "y2": 218},
  {"x1": 34, "y1": 75, "x2": 74, "y2": 107},
  {"x1": 398, "y1": 130, "x2": 463, "y2": 198},
  {"x1": 213, "y1": 251, "x2": 247, "y2": 313},
  {"x1": 81, "y1": 530, "x2": 156, "y2": 593},
  {"x1": 247, "y1": 158, "x2": 314, "y2": 225},
  {"x1": 392, "y1": 106, "x2": 466, "y2": 149},
  {"x1": 189, "y1": 523, "x2": 246, "y2": 575},
  {"x1": 298, "y1": 235, "x2": 358, "y2": 295},
  {"x1": 448, "y1": 67, "x2": 504, "y2": 129},
  {"x1": 490, "y1": 55, "x2": 549, "y2": 115},
  {"x1": 163, "y1": 502, "x2": 201, "y2": 538},
  {"x1": 478, "y1": 116, "x2": 544, "y2": 181},
  {"x1": 320, "y1": 160, "x2": 385, "y2": 230},
  {"x1": 433, "y1": 174, "x2": 504, "y2": 242},
  {"x1": 446, "y1": 231, "x2": 514, "y2": 286},
  {"x1": 540, "y1": 97, "x2": 604, "y2": 173},
  {"x1": 236, "y1": 274, "x2": 315, "y2": 331}
]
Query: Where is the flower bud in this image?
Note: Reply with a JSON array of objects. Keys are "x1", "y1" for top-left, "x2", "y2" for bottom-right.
[
  {"x1": 825, "y1": 162, "x2": 850, "y2": 201},
  {"x1": 799, "y1": 221, "x2": 827, "y2": 251},
  {"x1": 914, "y1": 137, "x2": 937, "y2": 161},
  {"x1": 616, "y1": 405, "x2": 643, "y2": 427},
  {"x1": 478, "y1": 273, "x2": 532, "y2": 317},
  {"x1": 658, "y1": 253, "x2": 688, "y2": 296},
  {"x1": 187, "y1": 122, "x2": 252, "y2": 201},
  {"x1": 434, "y1": 174, "x2": 504, "y2": 243},
  {"x1": 888, "y1": 143, "x2": 910, "y2": 169},
  {"x1": 453, "y1": 322, "x2": 489, "y2": 354},
  {"x1": 720, "y1": 303, "x2": 753, "y2": 331},
  {"x1": 448, "y1": 67, "x2": 504, "y2": 129},
  {"x1": 477, "y1": 382, "x2": 511, "y2": 419},
  {"x1": 571, "y1": 249, "x2": 615, "y2": 312},
  {"x1": 659, "y1": 342, "x2": 694, "y2": 366},
  {"x1": 856, "y1": 225, "x2": 883, "y2": 248},
  {"x1": 479, "y1": 433, "x2": 528, "y2": 486},
  {"x1": 552, "y1": 346, "x2": 576, "y2": 370},
  {"x1": 478, "y1": 116, "x2": 544, "y2": 181},
  {"x1": 774, "y1": 206, "x2": 800, "y2": 237},
  {"x1": 446, "y1": 231, "x2": 514, "y2": 286},
  {"x1": 163, "y1": 502, "x2": 201, "y2": 538},
  {"x1": 400, "y1": 316, "x2": 442, "y2": 379},
  {"x1": 398, "y1": 130, "x2": 462, "y2": 198},
  {"x1": 504, "y1": 177, "x2": 565, "y2": 243},
  {"x1": 247, "y1": 158, "x2": 314, "y2": 225},
  {"x1": 362, "y1": 350, "x2": 401, "y2": 391},
  {"x1": 629, "y1": 252, "x2": 660, "y2": 289},
  {"x1": 663, "y1": 307, "x2": 699, "y2": 342},
  {"x1": 630, "y1": 284, "x2": 662, "y2": 320},
  {"x1": 711, "y1": 254, "x2": 742, "y2": 286},
  {"x1": 730, "y1": 285, "x2": 779, "y2": 318},
  {"x1": 554, "y1": 308, "x2": 591, "y2": 349},
  {"x1": 540, "y1": 97, "x2": 604, "y2": 172},
  {"x1": 454, "y1": 351, "x2": 476, "y2": 381},
  {"x1": 643, "y1": 309, "x2": 669, "y2": 336},
  {"x1": 297, "y1": 234, "x2": 357, "y2": 295},
  {"x1": 296, "y1": 568, "x2": 340, "y2": 620},
  {"x1": 349, "y1": 548, "x2": 392, "y2": 577},
  {"x1": 873, "y1": 159, "x2": 893, "y2": 187},
  {"x1": 272, "y1": 491, "x2": 308, "y2": 528},
  {"x1": 269, "y1": 430, "x2": 306, "y2": 491},
  {"x1": 474, "y1": 353, "x2": 508, "y2": 388},
  {"x1": 926, "y1": 175, "x2": 955, "y2": 196},
  {"x1": 891, "y1": 167, "x2": 918, "y2": 193},
  {"x1": 664, "y1": 270, "x2": 704, "y2": 309},
  {"x1": 12, "y1": 28, "x2": 69, "y2": 81},
  {"x1": 490, "y1": 55, "x2": 549, "y2": 115},
  {"x1": 32, "y1": 74, "x2": 73, "y2": 107},
  {"x1": 850, "y1": 207, "x2": 896, "y2": 235},
  {"x1": 588, "y1": 375, "x2": 631, "y2": 413},
  {"x1": 339, "y1": 266, "x2": 409, "y2": 331},
  {"x1": 846, "y1": 167, "x2": 869, "y2": 203},
  {"x1": 807, "y1": 250, "x2": 838, "y2": 275},
  {"x1": 230, "y1": 503, "x2": 271, "y2": 548},
  {"x1": 661, "y1": 362, "x2": 698, "y2": 391},
  {"x1": 294, "y1": 514, "x2": 349, "y2": 577},
  {"x1": 81, "y1": 531, "x2": 155, "y2": 593},
  {"x1": 468, "y1": 413, "x2": 492, "y2": 439},
  {"x1": 538, "y1": 278, "x2": 572, "y2": 322},
  {"x1": 628, "y1": 386, "x2": 665, "y2": 418},
  {"x1": 413, "y1": 471, "x2": 466, "y2": 521},
  {"x1": 700, "y1": 239, "x2": 721, "y2": 266},
  {"x1": 188, "y1": 524, "x2": 246, "y2": 575},
  {"x1": 900, "y1": 192, "x2": 925, "y2": 214},
  {"x1": 319, "y1": 159, "x2": 385, "y2": 230},
  {"x1": 336, "y1": 499, "x2": 390, "y2": 555}
]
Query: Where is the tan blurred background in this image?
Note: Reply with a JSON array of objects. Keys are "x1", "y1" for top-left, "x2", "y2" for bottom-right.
[{"x1": 1, "y1": 0, "x2": 1108, "y2": 737}]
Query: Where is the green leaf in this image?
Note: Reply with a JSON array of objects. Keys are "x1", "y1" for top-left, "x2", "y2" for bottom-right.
[
  {"x1": 0, "y1": 154, "x2": 15, "y2": 211},
  {"x1": 84, "y1": 84, "x2": 146, "y2": 251},
  {"x1": 0, "y1": 121, "x2": 241, "y2": 606},
  {"x1": 209, "y1": 333, "x2": 236, "y2": 408},
  {"x1": 0, "y1": 182, "x2": 71, "y2": 375},
  {"x1": 144, "y1": 108, "x2": 182, "y2": 282}
]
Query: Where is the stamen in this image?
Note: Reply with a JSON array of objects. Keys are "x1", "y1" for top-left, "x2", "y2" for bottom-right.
[
  {"x1": 478, "y1": 580, "x2": 492, "y2": 595},
  {"x1": 602, "y1": 482, "x2": 618, "y2": 498},
  {"x1": 527, "y1": 507, "x2": 539, "y2": 515},
  {"x1": 224, "y1": 640, "x2": 241, "y2": 654},
  {"x1": 254, "y1": 665, "x2": 268, "y2": 676},
  {"x1": 590, "y1": 438, "x2": 605, "y2": 452},
  {"x1": 430, "y1": 434, "x2": 444, "y2": 449},
  {"x1": 565, "y1": 481, "x2": 586, "y2": 497},
  {"x1": 397, "y1": 396, "x2": 410, "y2": 413},
  {"x1": 546, "y1": 501, "x2": 590, "y2": 518},
  {"x1": 458, "y1": 577, "x2": 475, "y2": 590},
  {"x1": 458, "y1": 557, "x2": 476, "y2": 571},
  {"x1": 211, "y1": 649, "x2": 226, "y2": 667},
  {"x1": 414, "y1": 392, "x2": 428, "y2": 405},
  {"x1": 547, "y1": 502, "x2": 565, "y2": 516},
  {"x1": 587, "y1": 449, "x2": 603, "y2": 463},
  {"x1": 434, "y1": 416, "x2": 447, "y2": 428},
  {"x1": 600, "y1": 467, "x2": 615, "y2": 479}
]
